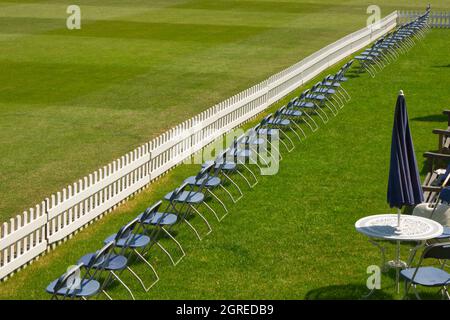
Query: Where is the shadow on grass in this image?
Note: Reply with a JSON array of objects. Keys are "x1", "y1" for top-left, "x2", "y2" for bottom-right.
[
  {"x1": 432, "y1": 64, "x2": 450, "y2": 68},
  {"x1": 304, "y1": 284, "x2": 395, "y2": 300},
  {"x1": 411, "y1": 114, "x2": 447, "y2": 123}
]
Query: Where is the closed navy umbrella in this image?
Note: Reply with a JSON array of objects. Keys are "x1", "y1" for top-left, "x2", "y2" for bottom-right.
[
  {"x1": 387, "y1": 91, "x2": 423, "y2": 227},
  {"x1": 386, "y1": 90, "x2": 424, "y2": 293},
  {"x1": 387, "y1": 90, "x2": 424, "y2": 228}
]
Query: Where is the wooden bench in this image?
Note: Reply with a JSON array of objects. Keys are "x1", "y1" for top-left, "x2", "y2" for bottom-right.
[{"x1": 422, "y1": 151, "x2": 450, "y2": 202}]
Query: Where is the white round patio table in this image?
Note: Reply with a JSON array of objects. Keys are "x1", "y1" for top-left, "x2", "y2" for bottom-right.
[{"x1": 355, "y1": 214, "x2": 443, "y2": 296}]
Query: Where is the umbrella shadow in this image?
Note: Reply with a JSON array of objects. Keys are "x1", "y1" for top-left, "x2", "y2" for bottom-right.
[
  {"x1": 431, "y1": 64, "x2": 450, "y2": 68},
  {"x1": 411, "y1": 114, "x2": 447, "y2": 123},
  {"x1": 304, "y1": 284, "x2": 394, "y2": 300}
]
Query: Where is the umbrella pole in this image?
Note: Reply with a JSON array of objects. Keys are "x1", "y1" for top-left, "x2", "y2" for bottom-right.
[
  {"x1": 396, "y1": 208, "x2": 402, "y2": 294},
  {"x1": 396, "y1": 240, "x2": 401, "y2": 294}
]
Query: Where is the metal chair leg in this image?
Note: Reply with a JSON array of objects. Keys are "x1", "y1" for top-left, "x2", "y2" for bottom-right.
[
  {"x1": 207, "y1": 188, "x2": 228, "y2": 215},
  {"x1": 190, "y1": 205, "x2": 213, "y2": 235},
  {"x1": 110, "y1": 270, "x2": 135, "y2": 300},
  {"x1": 221, "y1": 172, "x2": 243, "y2": 202},
  {"x1": 130, "y1": 250, "x2": 160, "y2": 292},
  {"x1": 160, "y1": 226, "x2": 185, "y2": 265}
]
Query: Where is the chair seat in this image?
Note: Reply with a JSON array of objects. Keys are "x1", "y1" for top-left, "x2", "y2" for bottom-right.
[
  {"x1": 257, "y1": 128, "x2": 279, "y2": 137},
  {"x1": 229, "y1": 148, "x2": 252, "y2": 158},
  {"x1": 46, "y1": 279, "x2": 100, "y2": 297},
  {"x1": 323, "y1": 81, "x2": 341, "y2": 87},
  {"x1": 282, "y1": 109, "x2": 302, "y2": 117},
  {"x1": 104, "y1": 233, "x2": 151, "y2": 248},
  {"x1": 400, "y1": 267, "x2": 450, "y2": 287},
  {"x1": 164, "y1": 190, "x2": 205, "y2": 204},
  {"x1": 245, "y1": 137, "x2": 266, "y2": 145},
  {"x1": 329, "y1": 76, "x2": 347, "y2": 82},
  {"x1": 267, "y1": 118, "x2": 290, "y2": 126},
  {"x1": 184, "y1": 175, "x2": 221, "y2": 188},
  {"x1": 137, "y1": 212, "x2": 178, "y2": 226},
  {"x1": 306, "y1": 94, "x2": 326, "y2": 100},
  {"x1": 361, "y1": 51, "x2": 381, "y2": 56},
  {"x1": 317, "y1": 87, "x2": 335, "y2": 94},
  {"x1": 355, "y1": 55, "x2": 374, "y2": 60},
  {"x1": 202, "y1": 161, "x2": 236, "y2": 171},
  {"x1": 294, "y1": 101, "x2": 315, "y2": 108},
  {"x1": 77, "y1": 253, "x2": 128, "y2": 271}
]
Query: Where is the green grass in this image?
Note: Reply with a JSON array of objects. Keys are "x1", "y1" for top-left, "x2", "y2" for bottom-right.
[
  {"x1": 0, "y1": 29, "x2": 449, "y2": 300},
  {"x1": 2, "y1": 0, "x2": 450, "y2": 222}
]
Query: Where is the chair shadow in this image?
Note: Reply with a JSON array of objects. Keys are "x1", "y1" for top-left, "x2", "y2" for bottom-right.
[
  {"x1": 345, "y1": 70, "x2": 361, "y2": 79},
  {"x1": 304, "y1": 284, "x2": 394, "y2": 300}
]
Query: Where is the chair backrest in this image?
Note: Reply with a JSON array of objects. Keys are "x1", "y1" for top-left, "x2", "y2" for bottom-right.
[
  {"x1": 87, "y1": 241, "x2": 115, "y2": 270},
  {"x1": 439, "y1": 187, "x2": 450, "y2": 204},
  {"x1": 299, "y1": 89, "x2": 310, "y2": 100},
  {"x1": 432, "y1": 163, "x2": 450, "y2": 187},
  {"x1": 219, "y1": 147, "x2": 235, "y2": 165},
  {"x1": 210, "y1": 159, "x2": 224, "y2": 178},
  {"x1": 288, "y1": 98, "x2": 297, "y2": 107},
  {"x1": 114, "y1": 218, "x2": 141, "y2": 248},
  {"x1": 259, "y1": 114, "x2": 272, "y2": 127},
  {"x1": 252, "y1": 123, "x2": 261, "y2": 134},
  {"x1": 274, "y1": 108, "x2": 283, "y2": 118},
  {"x1": 164, "y1": 181, "x2": 190, "y2": 215},
  {"x1": 311, "y1": 83, "x2": 320, "y2": 92},
  {"x1": 51, "y1": 263, "x2": 85, "y2": 299},
  {"x1": 423, "y1": 242, "x2": 450, "y2": 260},
  {"x1": 347, "y1": 59, "x2": 354, "y2": 68},
  {"x1": 335, "y1": 69, "x2": 344, "y2": 81},
  {"x1": 170, "y1": 182, "x2": 188, "y2": 201},
  {"x1": 191, "y1": 164, "x2": 212, "y2": 193},
  {"x1": 140, "y1": 200, "x2": 163, "y2": 224},
  {"x1": 234, "y1": 134, "x2": 247, "y2": 146},
  {"x1": 216, "y1": 149, "x2": 228, "y2": 163}
]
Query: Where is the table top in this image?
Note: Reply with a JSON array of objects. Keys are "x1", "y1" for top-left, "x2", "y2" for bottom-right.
[{"x1": 355, "y1": 214, "x2": 443, "y2": 241}]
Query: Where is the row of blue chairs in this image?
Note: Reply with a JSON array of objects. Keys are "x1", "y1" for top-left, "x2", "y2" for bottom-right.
[
  {"x1": 45, "y1": 58, "x2": 354, "y2": 299},
  {"x1": 355, "y1": 9, "x2": 431, "y2": 77}
]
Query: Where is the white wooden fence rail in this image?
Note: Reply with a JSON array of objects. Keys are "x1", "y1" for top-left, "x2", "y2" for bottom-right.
[
  {"x1": 0, "y1": 11, "x2": 399, "y2": 280},
  {"x1": 398, "y1": 10, "x2": 450, "y2": 28}
]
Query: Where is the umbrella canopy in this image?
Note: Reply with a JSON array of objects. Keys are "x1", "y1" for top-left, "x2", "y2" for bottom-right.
[{"x1": 387, "y1": 91, "x2": 424, "y2": 213}]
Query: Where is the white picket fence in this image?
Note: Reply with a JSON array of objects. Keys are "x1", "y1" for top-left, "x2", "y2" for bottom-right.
[
  {"x1": 0, "y1": 11, "x2": 399, "y2": 280},
  {"x1": 398, "y1": 10, "x2": 450, "y2": 28}
]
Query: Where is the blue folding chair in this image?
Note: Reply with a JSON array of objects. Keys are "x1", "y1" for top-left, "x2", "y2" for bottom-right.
[
  {"x1": 401, "y1": 242, "x2": 450, "y2": 300},
  {"x1": 46, "y1": 264, "x2": 100, "y2": 300},
  {"x1": 201, "y1": 150, "x2": 247, "y2": 199},
  {"x1": 164, "y1": 177, "x2": 214, "y2": 240},
  {"x1": 137, "y1": 200, "x2": 186, "y2": 266},
  {"x1": 184, "y1": 162, "x2": 229, "y2": 221},
  {"x1": 305, "y1": 83, "x2": 338, "y2": 116},
  {"x1": 46, "y1": 244, "x2": 113, "y2": 300},
  {"x1": 104, "y1": 218, "x2": 159, "y2": 292},
  {"x1": 77, "y1": 241, "x2": 135, "y2": 300},
  {"x1": 291, "y1": 89, "x2": 328, "y2": 125}
]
